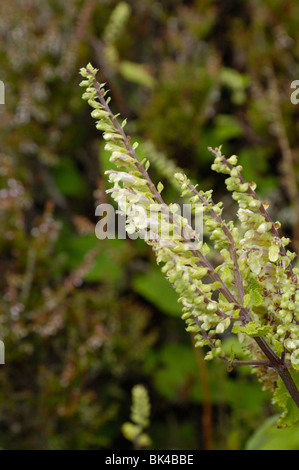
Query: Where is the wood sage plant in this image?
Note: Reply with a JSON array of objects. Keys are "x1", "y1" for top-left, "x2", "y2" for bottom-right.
[{"x1": 80, "y1": 63, "x2": 299, "y2": 427}]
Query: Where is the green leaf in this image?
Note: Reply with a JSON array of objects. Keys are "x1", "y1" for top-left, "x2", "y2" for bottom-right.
[
  {"x1": 213, "y1": 114, "x2": 243, "y2": 141},
  {"x1": 119, "y1": 61, "x2": 156, "y2": 88},
  {"x1": 243, "y1": 290, "x2": 263, "y2": 308},
  {"x1": 220, "y1": 67, "x2": 249, "y2": 91},
  {"x1": 52, "y1": 158, "x2": 87, "y2": 197},
  {"x1": 220, "y1": 67, "x2": 249, "y2": 105},
  {"x1": 245, "y1": 415, "x2": 299, "y2": 450},
  {"x1": 57, "y1": 233, "x2": 123, "y2": 284},
  {"x1": 232, "y1": 321, "x2": 271, "y2": 337},
  {"x1": 273, "y1": 372, "x2": 299, "y2": 428},
  {"x1": 132, "y1": 267, "x2": 181, "y2": 316},
  {"x1": 244, "y1": 277, "x2": 264, "y2": 307},
  {"x1": 249, "y1": 290, "x2": 263, "y2": 307},
  {"x1": 143, "y1": 344, "x2": 200, "y2": 402},
  {"x1": 243, "y1": 293, "x2": 251, "y2": 308},
  {"x1": 248, "y1": 277, "x2": 262, "y2": 292},
  {"x1": 272, "y1": 338, "x2": 285, "y2": 355}
]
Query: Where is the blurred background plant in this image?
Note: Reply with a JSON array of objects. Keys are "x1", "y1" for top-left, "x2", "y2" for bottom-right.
[
  {"x1": 121, "y1": 384, "x2": 152, "y2": 449},
  {"x1": 1, "y1": 0, "x2": 299, "y2": 450}
]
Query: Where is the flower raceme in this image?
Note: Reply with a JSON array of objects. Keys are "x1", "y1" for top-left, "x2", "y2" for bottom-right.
[{"x1": 80, "y1": 63, "x2": 299, "y2": 426}]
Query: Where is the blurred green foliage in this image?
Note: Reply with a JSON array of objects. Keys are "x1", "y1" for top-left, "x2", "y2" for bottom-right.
[{"x1": 1, "y1": 0, "x2": 299, "y2": 450}]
